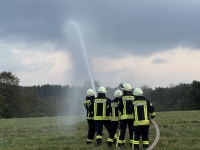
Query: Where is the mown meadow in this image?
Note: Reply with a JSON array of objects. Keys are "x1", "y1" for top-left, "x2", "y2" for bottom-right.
[{"x1": 0, "y1": 111, "x2": 200, "y2": 150}]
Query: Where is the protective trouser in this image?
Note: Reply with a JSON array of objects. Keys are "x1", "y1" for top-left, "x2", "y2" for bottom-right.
[
  {"x1": 107, "y1": 121, "x2": 119, "y2": 147},
  {"x1": 94, "y1": 120, "x2": 111, "y2": 146},
  {"x1": 133, "y1": 125, "x2": 150, "y2": 150},
  {"x1": 86, "y1": 120, "x2": 95, "y2": 144},
  {"x1": 117, "y1": 119, "x2": 134, "y2": 147}
]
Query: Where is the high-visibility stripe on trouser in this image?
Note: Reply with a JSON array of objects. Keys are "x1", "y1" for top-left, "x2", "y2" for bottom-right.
[
  {"x1": 96, "y1": 135, "x2": 102, "y2": 139},
  {"x1": 87, "y1": 139, "x2": 93, "y2": 142},
  {"x1": 142, "y1": 140, "x2": 149, "y2": 144},
  {"x1": 116, "y1": 140, "x2": 125, "y2": 148},
  {"x1": 133, "y1": 140, "x2": 139, "y2": 144},
  {"x1": 117, "y1": 140, "x2": 124, "y2": 144},
  {"x1": 130, "y1": 140, "x2": 134, "y2": 144},
  {"x1": 107, "y1": 138, "x2": 113, "y2": 142}
]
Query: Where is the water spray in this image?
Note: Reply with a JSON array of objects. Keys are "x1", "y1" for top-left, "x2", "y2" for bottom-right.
[
  {"x1": 68, "y1": 21, "x2": 97, "y2": 96},
  {"x1": 147, "y1": 118, "x2": 160, "y2": 150}
]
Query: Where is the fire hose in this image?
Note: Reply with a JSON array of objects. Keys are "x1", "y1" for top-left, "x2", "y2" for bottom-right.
[{"x1": 147, "y1": 119, "x2": 160, "y2": 150}]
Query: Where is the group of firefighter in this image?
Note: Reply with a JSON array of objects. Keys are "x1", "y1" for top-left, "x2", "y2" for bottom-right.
[{"x1": 84, "y1": 83, "x2": 155, "y2": 150}]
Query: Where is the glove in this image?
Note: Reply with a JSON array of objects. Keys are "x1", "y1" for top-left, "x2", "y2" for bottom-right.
[{"x1": 151, "y1": 115, "x2": 155, "y2": 119}]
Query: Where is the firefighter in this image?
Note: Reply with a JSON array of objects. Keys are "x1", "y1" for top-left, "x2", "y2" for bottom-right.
[
  {"x1": 117, "y1": 83, "x2": 134, "y2": 148},
  {"x1": 107, "y1": 89, "x2": 122, "y2": 147},
  {"x1": 84, "y1": 89, "x2": 96, "y2": 144},
  {"x1": 89, "y1": 86, "x2": 111, "y2": 146},
  {"x1": 132, "y1": 88, "x2": 155, "y2": 150}
]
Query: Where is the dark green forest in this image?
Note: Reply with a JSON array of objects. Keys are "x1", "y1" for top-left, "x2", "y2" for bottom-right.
[{"x1": 0, "y1": 71, "x2": 200, "y2": 118}]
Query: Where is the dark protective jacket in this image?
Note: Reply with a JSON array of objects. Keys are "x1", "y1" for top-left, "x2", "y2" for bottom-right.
[
  {"x1": 84, "y1": 96, "x2": 95, "y2": 120},
  {"x1": 89, "y1": 93, "x2": 111, "y2": 120},
  {"x1": 110, "y1": 97, "x2": 121, "y2": 121},
  {"x1": 133, "y1": 96, "x2": 155, "y2": 126},
  {"x1": 118, "y1": 91, "x2": 134, "y2": 120}
]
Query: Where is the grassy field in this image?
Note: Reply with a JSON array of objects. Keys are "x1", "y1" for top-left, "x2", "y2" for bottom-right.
[{"x1": 0, "y1": 111, "x2": 200, "y2": 150}]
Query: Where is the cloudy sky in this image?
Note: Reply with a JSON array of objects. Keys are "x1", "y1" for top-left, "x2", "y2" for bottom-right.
[{"x1": 1, "y1": 0, "x2": 200, "y2": 89}]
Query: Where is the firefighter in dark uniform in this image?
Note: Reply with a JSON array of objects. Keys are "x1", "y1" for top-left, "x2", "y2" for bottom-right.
[
  {"x1": 89, "y1": 86, "x2": 111, "y2": 146},
  {"x1": 132, "y1": 88, "x2": 155, "y2": 150},
  {"x1": 107, "y1": 89, "x2": 122, "y2": 147},
  {"x1": 117, "y1": 83, "x2": 134, "y2": 148},
  {"x1": 84, "y1": 89, "x2": 95, "y2": 144}
]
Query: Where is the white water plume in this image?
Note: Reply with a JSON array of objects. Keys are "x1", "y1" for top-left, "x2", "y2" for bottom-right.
[
  {"x1": 64, "y1": 21, "x2": 97, "y2": 116},
  {"x1": 67, "y1": 21, "x2": 97, "y2": 96}
]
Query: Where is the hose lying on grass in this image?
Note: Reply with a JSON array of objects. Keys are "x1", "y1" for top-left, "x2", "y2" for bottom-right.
[{"x1": 147, "y1": 119, "x2": 160, "y2": 150}]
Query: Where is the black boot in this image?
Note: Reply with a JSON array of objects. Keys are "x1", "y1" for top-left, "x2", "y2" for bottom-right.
[
  {"x1": 86, "y1": 141, "x2": 92, "y2": 145},
  {"x1": 107, "y1": 141, "x2": 113, "y2": 148},
  {"x1": 117, "y1": 143, "x2": 125, "y2": 148},
  {"x1": 133, "y1": 144, "x2": 139, "y2": 150},
  {"x1": 143, "y1": 144, "x2": 149, "y2": 150},
  {"x1": 96, "y1": 138, "x2": 102, "y2": 146}
]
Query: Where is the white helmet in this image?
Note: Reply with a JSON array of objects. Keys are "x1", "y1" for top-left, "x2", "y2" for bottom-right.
[
  {"x1": 133, "y1": 88, "x2": 143, "y2": 96},
  {"x1": 121, "y1": 83, "x2": 132, "y2": 91},
  {"x1": 98, "y1": 86, "x2": 107, "y2": 93},
  {"x1": 114, "y1": 89, "x2": 122, "y2": 98},
  {"x1": 87, "y1": 89, "x2": 94, "y2": 96}
]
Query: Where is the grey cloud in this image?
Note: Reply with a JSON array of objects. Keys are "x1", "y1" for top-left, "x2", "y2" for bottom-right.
[
  {"x1": 102, "y1": 68, "x2": 129, "y2": 75},
  {"x1": 0, "y1": 1, "x2": 68, "y2": 47},
  {"x1": 152, "y1": 57, "x2": 168, "y2": 64},
  {"x1": 1, "y1": 0, "x2": 200, "y2": 57},
  {"x1": 0, "y1": 47, "x2": 27, "y2": 71},
  {"x1": 24, "y1": 60, "x2": 55, "y2": 73},
  {"x1": 87, "y1": 1, "x2": 200, "y2": 56}
]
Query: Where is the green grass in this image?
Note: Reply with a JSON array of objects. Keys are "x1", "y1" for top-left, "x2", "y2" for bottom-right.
[{"x1": 0, "y1": 111, "x2": 200, "y2": 150}]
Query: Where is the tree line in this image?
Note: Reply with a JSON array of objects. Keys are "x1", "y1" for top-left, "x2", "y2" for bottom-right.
[{"x1": 0, "y1": 71, "x2": 199, "y2": 118}]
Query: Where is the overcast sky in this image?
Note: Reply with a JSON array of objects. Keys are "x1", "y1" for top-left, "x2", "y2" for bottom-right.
[{"x1": 1, "y1": 0, "x2": 200, "y2": 89}]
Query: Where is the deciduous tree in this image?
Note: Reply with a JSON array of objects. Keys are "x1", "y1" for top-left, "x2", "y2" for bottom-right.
[{"x1": 0, "y1": 71, "x2": 20, "y2": 85}]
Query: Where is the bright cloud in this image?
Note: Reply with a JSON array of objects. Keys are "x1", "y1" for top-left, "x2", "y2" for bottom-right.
[
  {"x1": 92, "y1": 47, "x2": 200, "y2": 88},
  {"x1": 15, "y1": 49, "x2": 72, "y2": 86}
]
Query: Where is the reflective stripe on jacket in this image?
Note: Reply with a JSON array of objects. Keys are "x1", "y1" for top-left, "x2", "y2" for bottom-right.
[
  {"x1": 118, "y1": 94, "x2": 134, "y2": 120},
  {"x1": 93, "y1": 98, "x2": 111, "y2": 120},
  {"x1": 110, "y1": 98, "x2": 120, "y2": 121},
  {"x1": 133, "y1": 96, "x2": 155, "y2": 126}
]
